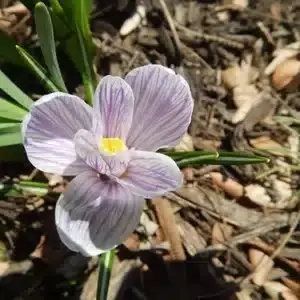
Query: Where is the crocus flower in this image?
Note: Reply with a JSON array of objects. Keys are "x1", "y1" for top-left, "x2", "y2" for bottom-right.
[{"x1": 22, "y1": 64, "x2": 193, "y2": 256}]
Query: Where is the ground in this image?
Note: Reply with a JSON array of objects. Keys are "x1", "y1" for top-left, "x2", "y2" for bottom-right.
[{"x1": 0, "y1": 0, "x2": 300, "y2": 299}]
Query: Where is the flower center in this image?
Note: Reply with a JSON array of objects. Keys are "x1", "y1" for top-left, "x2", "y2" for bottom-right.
[{"x1": 99, "y1": 138, "x2": 127, "y2": 155}]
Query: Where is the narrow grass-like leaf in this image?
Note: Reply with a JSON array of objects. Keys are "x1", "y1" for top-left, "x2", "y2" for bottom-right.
[
  {"x1": 58, "y1": 0, "x2": 96, "y2": 104},
  {"x1": 205, "y1": 151, "x2": 270, "y2": 165},
  {"x1": 16, "y1": 46, "x2": 59, "y2": 93},
  {"x1": 59, "y1": 0, "x2": 93, "y2": 53},
  {"x1": 164, "y1": 151, "x2": 218, "y2": 159},
  {"x1": 0, "y1": 31, "x2": 23, "y2": 65},
  {"x1": 2, "y1": 181, "x2": 48, "y2": 197},
  {"x1": 34, "y1": 2, "x2": 67, "y2": 92},
  {"x1": 176, "y1": 153, "x2": 219, "y2": 167},
  {"x1": 0, "y1": 123, "x2": 22, "y2": 146},
  {"x1": 0, "y1": 97, "x2": 28, "y2": 121},
  {"x1": 167, "y1": 151, "x2": 269, "y2": 166},
  {"x1": 17, "y1": 180, "x2": 49, "y2": 196},
  {"x1": 73, "y1": 23, "x2": 96, "y2": 105},
  {"x1": 0, "y1": 70, "x2": 34, "y2": 110}
]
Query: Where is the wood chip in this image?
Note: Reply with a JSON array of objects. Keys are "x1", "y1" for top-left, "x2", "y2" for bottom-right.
[{"x1": 249, "y1": 248, "x2": 274, "y2": 286}]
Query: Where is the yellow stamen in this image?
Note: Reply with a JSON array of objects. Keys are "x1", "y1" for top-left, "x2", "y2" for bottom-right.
[{"x1": 99, "y1": 138, "x2": 127, "y2": 155}]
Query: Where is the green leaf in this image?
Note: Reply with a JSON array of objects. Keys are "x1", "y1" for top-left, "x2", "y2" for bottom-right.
[
  {"x1": 57, "y1": 0, "x2": 96, "y2": 104},
  {"x1": 0, "y1": 123, "x2": 22, "y2": 146},
  {"x1": 59, "y1": 0, "x2": 93, "y2": 47},
  {"x1": 16, "y1": 46, "x2": 59, "y2": 93},
  {"x1": 0, "y1": 97, "x2": 28, "y2": 121},
  {"x1": 175, "y1": 152, "x2": 219, "y2": 167},
  {"x1": 34, "y1": 2, "x2": 67, "y2": 92},
  {"x1": 16, "y1": 180, "x2": 49, "y2": 196},
  {"x1": 0, "y1": 31, "x2": 23, "y2": 65},
  {"x1": 164, "y1": 151, "x2": 217, "y2": 159},
  {"x1": 0, "y1": 70, "x2": 34, "y2": 110},
  {"x1": 205, "y1": 151, "x2": 270, "y2": 165},
  {"x1": 1, "y1": 180, "x2": 49, "y2": 197},
  {"x1": 166, "y1": 150, "x2": 269, "y2": 167}
]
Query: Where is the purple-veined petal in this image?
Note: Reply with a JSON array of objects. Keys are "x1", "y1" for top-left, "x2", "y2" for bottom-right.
[
  {"x1": 55, "y1": 170, "x2": 144, "y2": 256},
  {"x1": 74, "y1": 129, "x2": 130, "y2": 176},
  {"x1": 125, "y1": 64, "x2": 193, "y2": 151},
  {"x1": 93, "y1": 76, "x2": 134, "y2": 139},
  {"x1": 22, "y1": 92, "x2": 93, "y2": 175},
  {"x1": 116, "y1": 151, "x2": 183, "y2": 198}
]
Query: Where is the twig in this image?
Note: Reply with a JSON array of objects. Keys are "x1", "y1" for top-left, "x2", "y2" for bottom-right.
[
  {"x1": 248, "y1": 238, "x2": 300, "y2": 274},
  {"x1": 270, "y1": 204, "x2": 300, "y2": 259},
  {"x1": 153, "y1": 197, "x2": 185, "y2": 260},
  {"x1": 175, "y1": 21, "x2": 244, "y2": 50},
  {"x1": 157, "y1": 0, "x2": 182, "y2": 59}
]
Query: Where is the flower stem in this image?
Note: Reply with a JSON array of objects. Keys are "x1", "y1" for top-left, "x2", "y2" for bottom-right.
[{"x1": 96, "y1": 249, "x2": 115, "y2": 300}]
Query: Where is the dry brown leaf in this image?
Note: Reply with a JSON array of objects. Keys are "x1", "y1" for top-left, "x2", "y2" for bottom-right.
[
  {"x1": 223, "y1": 0, "x2": 248, "y2": 8},
  {"x1": 182, "y1": 167, "x2": 194, "y2": 181},
  {"x1": 44, "y1": 172, "x2": 64, "y2": 186},
  {"x1": 265, "y1": 42, "x2": 300, "y2": 75},
  {"x1": 174, "y1": 132, "x2": 194, "y2": 151},
  {"x1": 222, "y1": 60, "x2": 258, "y2": 91},
  {"x1": 272, "y1": 178, "x2": 292, "y2": 209},
  {"x1": 263, "y1": 281, "x2": 293, "y2": 300},
  {"x1": 272, "y1": 58, "x2": 300, "y2": 90},
  {"x1": 235, "y1": 289, "x2": 252, "y2": 300},
  {"x1": 222, "y1": 64, "x2": 241, "y2": 89},
  {"x1": 281, "y1": 291, "x2": 300, "y2": 300},
  {"x1": 270, "y1": 2, "x2": 281, "y2": 20},
  {"x1": 2, "y1": 3, "x2": 28, "y2": 14},
  {"x1": 139, "y1": 212, "x2": 158, "y2": 236},
  {"x1": 281, "y1": 277, "x2": 300, "y2": 297},
  {"x1": 193, "y1": 138, "x2": 221, "y2": 150},
  {"x1": 232, "y1": 84, "x2": 261, "y2": 109},
  {"x1": 249, "y1": 136, "x2": 285, "y2": 156},
  {"x1": 222, "y1": 57, "x2": 261, "y2": 123},
  {"x1": 249, "y1": 248, "x2": 274, "y2": 286},
  {"x1": 209, "y1": 172, "x2": 244, "y2": 198},
  {"x1": 123, "y1": 233, "x2": 140, "y2": 249},
  {"x1": 0, "y1": 262, "x2": 9, "y2": 277},
  {"x1": 211, "y1": 222, "x2": 233, "y2": 245},
  {"x1": 244, "y1": 184, "x2": 272, "y2": 207}
]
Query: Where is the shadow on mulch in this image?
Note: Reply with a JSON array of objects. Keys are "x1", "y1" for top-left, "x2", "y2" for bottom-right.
[
  {"x1": 0, "y1": 201, "x2": 238, "y2": 300},
  {"x1": 0, "y1": 254, "x2": 238, "y2": 300},
  {"x1": 0, "y1": 258, "x2": 86, "y2": 300},
  {"x1": 115, "y1": 247, "x2": 239, "y2": 300}
]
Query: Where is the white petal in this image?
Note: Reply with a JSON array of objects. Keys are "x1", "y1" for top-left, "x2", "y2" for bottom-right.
[
  {"x1": 22, "y1": 92, "x2": 93, "y2": 175},
  {"x1": 117, "y1": 151, "x2": 183, "y2": 198},
  {"x1": 55, "y1": 170, "x2": 144, "y2": 256},
  {"x1": 125, "y1": 64, "x2": 193, "y2": 151},
  {"x1": 93, "y1": 76, "x2": 134, "y2": 139}
]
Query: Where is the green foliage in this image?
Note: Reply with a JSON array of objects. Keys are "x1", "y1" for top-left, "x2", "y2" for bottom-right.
[
  {"x1": 0, "y1": 98, "x2": 28, "y2": 121},
  {"x1": 57, "y1": 0, "x2": 96, "y2": 104},
  {"x1": 16, "y1": 46, "x2": 59, "y2": 93},
  {"x1": 0, "y1": 123, "x2": 22, "y2": 147},
  {"x1": 0, "y1": 70, "x2": 34, "y2": 110},
  {"x1": 166, "y1": 150, "x2": 269, "y2": 167},
  {"x1": 35, "y1": 2, "x2": 67, "y2": 92}
]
